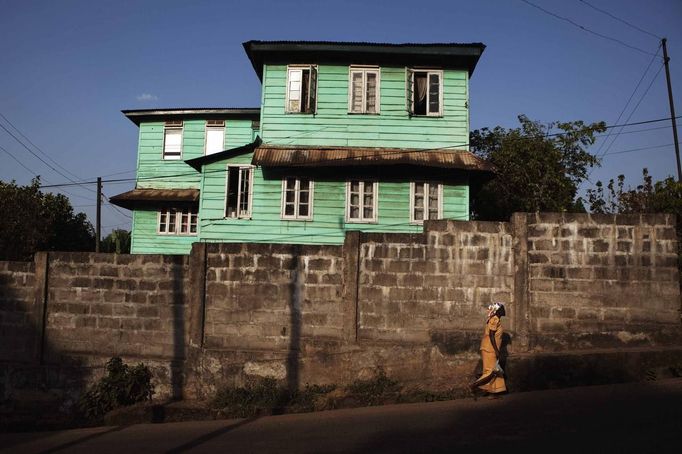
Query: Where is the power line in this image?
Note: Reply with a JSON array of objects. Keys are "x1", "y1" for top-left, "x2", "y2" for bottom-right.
[
  {"x1": 519, "y1": 0, "x2": 659, "y2": 56},
  {"x1": 33, "y1": 115, "x2": 682, "y2": 191},
  {"x1": 593, "y1": 44, "x2": 662, "y2": 157},
  {"x1": 602, "y1": 142, "x2": 673, "y2": 156},
  {"x1": 597, "y1": 63, "x2": 665, "y2": 159},
  {"x1": 0, "y1": 112, "x2": 84, "y2": 182},
  {"x1": 0, "y1": 144, "x2": 41, "y2": 178},
  {"x1": 577, "y1": 0, "x2": 661, "y2": 40},
  {"x1": 0, "y1": 121, "x2": 97, "y2": 194}
]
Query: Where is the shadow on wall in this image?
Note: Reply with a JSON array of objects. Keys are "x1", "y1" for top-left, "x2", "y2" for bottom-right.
[
  {"x1": 286, "y1": 245, "x2": 303, "y2": 394},
  {"x1": 0, "y1": 258, "x2": 88, "y2": 433}
]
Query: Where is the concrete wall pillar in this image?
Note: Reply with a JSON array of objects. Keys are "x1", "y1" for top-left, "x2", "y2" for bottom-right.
[{"x1": 511, "y1": 213, "x2": 531, "y2": 351}]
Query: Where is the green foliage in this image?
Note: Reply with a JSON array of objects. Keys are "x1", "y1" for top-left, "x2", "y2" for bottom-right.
[
  {"x1": 470, "y1": 115, "x2": 606, "y2": 221},
  {"x1": 78, "y1": 357, "x2": 154, "y2": 420},
  {"x1": 101, "y1": 229, "x2": 131, "y2": 254},
  {"x1": 344, "y1": 370, "x2": 401, "y2": 406},
  {"x1": 0, "y1": 177, "x2": 95, "y2": 261},
  {"x1": 211, "y1": 378, "x2": 336, "y2": 418}
]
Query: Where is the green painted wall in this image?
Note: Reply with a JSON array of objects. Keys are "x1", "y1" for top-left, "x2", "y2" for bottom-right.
[
  {"x1": 197, "y1": 153, "x2": 469, "y2": 247},
  {"x1": 260, "y1": 64, "x2": 469, "y2": 149},
  {"x1": 131, "y1": 118, "x2": 254, "y2": 254},
  {"x1": 130, "y1": 209, "x2": 198, "y2": 254}
]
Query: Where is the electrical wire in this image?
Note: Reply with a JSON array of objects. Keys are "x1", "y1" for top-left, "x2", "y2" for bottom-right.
[
  {"x1": 577, "y1": 0, "x2": 661, "y2": 40},
  {"x1": 519, "y1": 0, "x2": 659, "y2": 56}
]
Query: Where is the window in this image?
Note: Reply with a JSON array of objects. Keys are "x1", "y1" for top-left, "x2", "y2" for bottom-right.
[
  {"x1": 163, "y1": 121, "x2": 183, "y2": 160},
  {"x1": 410, "y1": 182, "x2": 442, "y2": 223},
  {"x1": 282, "y1": 177, "x2": 313, "y2": 220},
  {"x1": 225, "y1": 166, "x2": 253, "y2": 219},
  {"x1": 407, "y1": 69, "x2": 443, "y2": 116},
  {"x1": 158, "y1": 207, "x2": 198, "y2": 235},
  {"x1": 286, "y1": 66, "x2": 317, "y2": 113},
  {"x1": 349, "y1": 67, "x2": 380, "y2": 114},
  {"x1": 205, "y1": 120, "x2": 225, "y2": 155},
  {"x1": 346, "y1": 181, "x2": 377, "y2": 222}
]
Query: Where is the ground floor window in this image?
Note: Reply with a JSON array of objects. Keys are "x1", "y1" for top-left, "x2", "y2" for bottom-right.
[
  {"x1": 158, "y1": 206, "x2": 198, "y2": 235},
  {"x1": 282, "y1": 177, "x2": 313, "y2": 220},
  {"x1": 346, "y1": 180, "x2": 377, "y2": 223},
  {"x1": 410, "y1": 182, "x2": 442, "y2": 223},
  {"x1": 225, "y1": 165, "x2": 253, "y2": 218}
]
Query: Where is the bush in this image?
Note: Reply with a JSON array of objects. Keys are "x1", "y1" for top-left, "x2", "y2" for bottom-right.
[
  {"x1": 212, "y1": 379, "x2": 336, "y2": 418},
  {"x1": 79, "y1": 357, "x2": 154, "y2": 420},
  {"x1": 344, "y1": 370, "x2": 401, "y2": 406}
]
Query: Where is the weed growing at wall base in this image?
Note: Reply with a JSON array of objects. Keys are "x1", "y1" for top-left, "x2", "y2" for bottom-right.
[{"x1": 78, "y1": 357, "x2": 154, "y2": 420}]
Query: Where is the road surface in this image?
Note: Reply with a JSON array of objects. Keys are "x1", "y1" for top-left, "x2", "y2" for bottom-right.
[{"x1": 2, "y1": 378, "x2": 681, "y2": 453}]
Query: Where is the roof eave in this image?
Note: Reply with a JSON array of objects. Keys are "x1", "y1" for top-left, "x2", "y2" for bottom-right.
[{"x1": 121, "y1": 108, "x2": 261, "y2": 126}]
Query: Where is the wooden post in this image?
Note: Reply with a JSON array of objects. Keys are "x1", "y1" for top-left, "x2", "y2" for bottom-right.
[
  {"x1": 662, "y1": 38, "x2": 681, "y2": 180},
  {"x1": 96, "y1": 177, "x2": 102, "y2": 252}
]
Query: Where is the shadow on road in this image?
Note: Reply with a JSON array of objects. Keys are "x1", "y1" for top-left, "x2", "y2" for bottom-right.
[{"x1": 164, "y1": 416, "x2": 259, "y2": 454}]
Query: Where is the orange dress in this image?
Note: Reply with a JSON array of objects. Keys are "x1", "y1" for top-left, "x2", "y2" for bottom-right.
[{"x1": 476, "y1": 315, "x2": 506, "y2": 394}]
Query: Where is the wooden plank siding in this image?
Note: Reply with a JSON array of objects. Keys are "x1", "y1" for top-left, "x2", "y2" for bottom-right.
[
  {"x1": 197, "y1": 152, "x2": 469, "y2": 247},
  {"x1": 131, "y1": 118, "x2": 255, "y2": 254},
  {"x1": 260, "y1": 64, "x2": 469, "y2": 150}
]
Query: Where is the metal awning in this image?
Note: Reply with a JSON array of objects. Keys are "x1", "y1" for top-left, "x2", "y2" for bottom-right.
[
  {"x1": 108, "y1": 188, "x2": 200, "y2": 210},
  {"x1": 252, "y1": 145, "x2": 495, "y2": 172}
]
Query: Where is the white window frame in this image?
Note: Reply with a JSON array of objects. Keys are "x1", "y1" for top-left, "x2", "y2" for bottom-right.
[
  {"x1": 280, "y1": 177, "x2": 314, "y2": 221},
  {"x1": 410, "y1": 182, "x2": 443, "y2": 224},
  {"x1": 204, "y1": 120, "x2": 225, "y2": 155},
  {"x1": 285, "y1": 65, "x2": 318, "y2": 114},
  {"x1": 162, "y1": 121, "x2": 183, "y2": 160},
  {"x1": 406, "y1": 68, "x2": 444, "y2": 117},
  {"x1": 345, "y1": 180, "x2": 378, "y2": 223},
  {"x1": 157, "y1": 206, "x2": 198, "y2": 236},
  {"x1": 348, "y1": 66, "x2": 381, "y2": 114},
  {"x1": 224, "y1": 165, "x2": 254, "y2": 219}
]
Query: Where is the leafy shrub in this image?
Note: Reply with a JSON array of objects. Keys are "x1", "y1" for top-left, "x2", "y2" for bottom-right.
[
  {"x1": 79, "y1": 357, "x2": 154, "y2": 420},
  {"x1": 212, "y1": 379, "x2": 336, "y2": 418},
  {"x1": 344, "y1": 370, "x2": 401, "y2": 406}
]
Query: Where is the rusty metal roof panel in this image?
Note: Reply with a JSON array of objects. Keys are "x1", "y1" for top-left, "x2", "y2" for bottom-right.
[
  {"x1": 109, "y1": 188, "x2": 200, "y2": 210},
  {"x1": 252, "y1": 145, "x2": 494, "y2": 172}
]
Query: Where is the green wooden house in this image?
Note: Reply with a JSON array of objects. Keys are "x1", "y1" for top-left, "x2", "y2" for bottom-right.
[{"x1": 111, "y1": 41, "x2": 493, "y2": 254}]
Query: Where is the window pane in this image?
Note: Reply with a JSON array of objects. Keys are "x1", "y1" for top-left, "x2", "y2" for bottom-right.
[
  {"x1": 285, "y1": 203, "x2": 295, "y2": 216},
  {"x1": 414, "y1": 208, "x2": 424, "y2": 221},
  {"x1": 364, "y1": 182, "x2": 373, "y2": 195},
  {"x1": 164, "y1": 129, "x2": 182, "y2": 158},
  {"x1": 288, "y1": 69, "x2": 302, "y2": 111},
  {"x1": 299, "y1": 179, "x2": 310, "y2": 191},
  {"x1": 363, "y1": 206, "x2": 373, "y2": 219},
  {"x1": 351, "y1": 181, "x2": 360, "y2": 193},
  {"x1": 168, "y1": 210, "x2": 176, "y2": 232},
  {"x1": 414, "y1": 72, "x2": 427, "y2": 115},
  {"x1": 299, "y1": 204, "x2": 309, "y2": 217},
  {"x1": 350, "y1": 206, "x2": 359, "y2": 218},
  {"x1": 415, "y1": 182, "x2": 425, "y2": 195},
  {"x1": 205, "y1": 127, "x2": 224, "y2": 155},
  {"x1": 428, "y1": 73, "x2": 440, "y2": 114},
  {"x1": 351, "y1": 72, "x2": 363, "y2": 112},
  {"x1": 159, "y1": 211, "x2": 167, "y2": 233},
  {"x1": 351, "y1": 192, "x2": 359, "y2": 206},
  {"x1": 366, "y1": 72, "x2": 377, "y2": 113},
  {"x1": 299, "y1": 191, "x2": 309, "y2": 204}
]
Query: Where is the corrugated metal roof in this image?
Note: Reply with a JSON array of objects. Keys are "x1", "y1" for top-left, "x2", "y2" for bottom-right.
[
  {"x1": 252, "y1": 145, "x2": 495, "y2": 172},
  {"x1": 109, "y1": 188, "x2": 199, "y2": 210}
]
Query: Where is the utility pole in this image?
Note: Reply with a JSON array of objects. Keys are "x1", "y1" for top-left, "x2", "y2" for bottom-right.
[
  {"x1": 96, "y1": 177, "x2": 102, "y2": 252},
  {"x1": 662, "y1": 38, "x2": 681, "y2": 180}
]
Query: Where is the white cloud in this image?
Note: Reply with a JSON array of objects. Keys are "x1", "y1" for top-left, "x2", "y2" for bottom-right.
[{"x1": 136, "y1": 93, "x2": 158, "y2": 101}]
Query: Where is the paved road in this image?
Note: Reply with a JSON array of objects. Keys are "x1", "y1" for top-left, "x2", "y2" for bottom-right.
[{"x1": 2, "y1": 379, "x2": 681, "y2": 453}]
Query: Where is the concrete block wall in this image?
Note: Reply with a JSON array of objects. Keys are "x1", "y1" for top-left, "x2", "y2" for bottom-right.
[
  {"x1": 203, "y1": 243, "x2": 345, "y2": 351},
  {"x1": 526, "y1": 213, "x2": 680, "y2": 349},
  {"x1": 44, "y1": 252, "x2": 189, "y2": 360},
  {"x1": 0, "y1": 261, "x2": 35, "y2": 361},
  {"x1": 357, "y1": 221, "x2": 513, "y2": 343}
]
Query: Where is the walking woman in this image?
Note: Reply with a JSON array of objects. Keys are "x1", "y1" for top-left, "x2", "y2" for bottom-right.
[{"x1": 471, "y1": 303, "x2": 507, "y2": 398}]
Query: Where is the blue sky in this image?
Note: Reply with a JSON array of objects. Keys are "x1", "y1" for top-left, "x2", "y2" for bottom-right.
[{"x1": 1, "y1": 0, "x2": 681, "y2": 234}]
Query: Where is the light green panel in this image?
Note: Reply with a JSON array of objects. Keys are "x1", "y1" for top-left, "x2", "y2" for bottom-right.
[
  {"x1": 130, "y1": 209, "x2": 197, "y2": 254},
  {"x1": 261, "y1": 65, "x2": 469, "y2": 149},
  {"x1": 136, "y1": 119, "x2": 255, "y2": 189},
  {"x1": 197, "y1": 155, "x2": 469, "y2": 246}
]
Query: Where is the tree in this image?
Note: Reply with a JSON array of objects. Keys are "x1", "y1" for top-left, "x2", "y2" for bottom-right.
[
  {"x1": 101, "y1": 229, "x2": 131, "y2": 254},
  {"x1": 0, "y1": 178, "x2": 95, "y2": 261},
  {"x1": 586, "y1": 168, "x2": 682, "y2": 216},
  {"x1": 469, "y1": 115, "x2": 606, "y2": 221}
]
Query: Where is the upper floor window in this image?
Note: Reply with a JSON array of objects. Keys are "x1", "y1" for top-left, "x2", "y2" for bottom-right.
[
  {"x1": 410, "y1": 182, "x2": 442, "y2": 223},
  {"x1": 158, "y1": 206, "x2": 198, "y2": 235},
  {"x1": 225, "y1": 165, "x2": 253, "y2": 219},
  {"x1": 163, "y1": 121, "x2": 183, "y2": 160},
  {"x1": 205, "y1": 120, "x2": 225, "y2": 155},
  {"x1": 346, "y1": 180, "x2": 377, "y2": 223},
  {"x1": 282, "y1": 177, "x2": 313, "y2": 220},
  {"x1": 286, "y1": 65, "x2": 317, "y2": 114},
  {"x1": 349, "y1": 67, "x2": 380, "y2": 114},
  {"x1": 407, "y1": 69, "x2": 443, "y2": 116}
]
